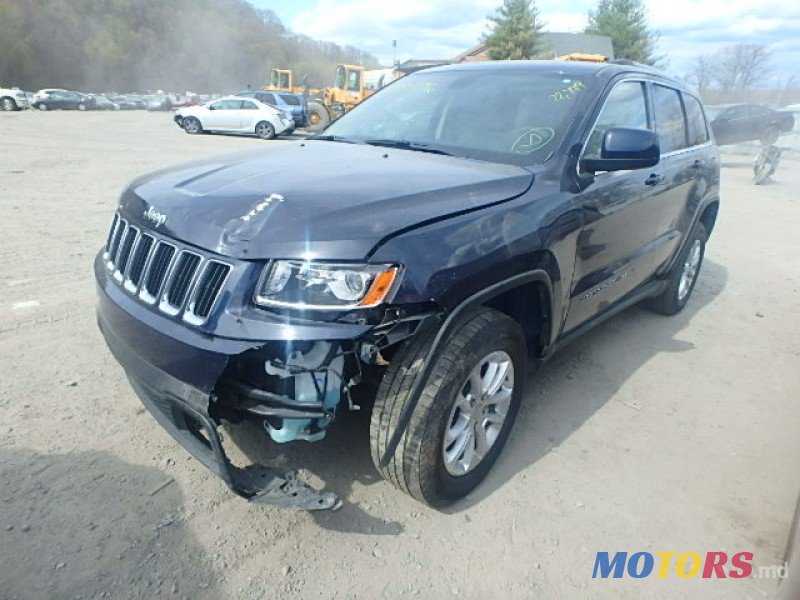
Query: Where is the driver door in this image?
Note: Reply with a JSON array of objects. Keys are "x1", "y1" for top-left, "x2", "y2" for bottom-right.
[
  {"x1": 206, "y1": 100, "x2": 241, "y2": 130},
  {"x1": 564, "y1": 79, "x2": 666, "y2": 331}
]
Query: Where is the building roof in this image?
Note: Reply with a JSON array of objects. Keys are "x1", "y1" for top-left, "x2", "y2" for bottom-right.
[{"x1": 451, "y1": 32, "x2": 615, "y2": 63}]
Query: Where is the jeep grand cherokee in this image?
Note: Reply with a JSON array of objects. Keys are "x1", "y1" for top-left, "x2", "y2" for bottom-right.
[{"x1": 96, "y1": 60, "x2": 720, "y2": 510}]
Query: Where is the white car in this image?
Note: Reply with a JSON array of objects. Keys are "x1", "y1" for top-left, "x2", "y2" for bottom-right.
[
  {"x1": 1, "y1": 87, "x2": 29, "y2": 111},
  {"x1": 175, "y1": 96, "x2": 294, "y2": 140}
]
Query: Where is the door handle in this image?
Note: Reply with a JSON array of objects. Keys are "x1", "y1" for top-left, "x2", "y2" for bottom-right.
[
  {"x1": 645, "y1": 173, "x2": 664, "y2": 186},
  {"x1": 691, "y1": 160, "x2": 706, "y2": 170}
]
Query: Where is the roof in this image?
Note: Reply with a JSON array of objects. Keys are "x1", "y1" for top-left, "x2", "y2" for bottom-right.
[{"x1": 451, "y1": 32, "x2": 615, "y2": 62}]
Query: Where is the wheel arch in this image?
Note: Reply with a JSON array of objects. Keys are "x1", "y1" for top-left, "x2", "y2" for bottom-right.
[{"x1": 699, "y1": 199, "x2": 719, "y2": 236}]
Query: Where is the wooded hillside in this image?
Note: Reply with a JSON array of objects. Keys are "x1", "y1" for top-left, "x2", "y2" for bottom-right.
[{"x1": 0, "y1": 0, "x2": 379, "y2": 92}]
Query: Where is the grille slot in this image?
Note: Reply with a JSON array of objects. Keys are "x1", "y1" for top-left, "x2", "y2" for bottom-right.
[
  {"x1": 104, "y1": 214, "x2": 120, "y2": 257},
  {"x1": 163, "y1": 252, "x2": 202, "y2": 311},
  {"x1": 141, "y1": 242, "x2": 176, "y2": 302},
  {"x1": 114, "y1": 226, "x2": 138, "y2": 281},
  {"x1": 107, "y1": 219, "x2": 127, "y2": 268},
  {"x1": 187, "y1": 261, "x2": 231, "y2": 322},
  {"x1": 124, "y1": 234, "x2": 154, "y2": 290}
]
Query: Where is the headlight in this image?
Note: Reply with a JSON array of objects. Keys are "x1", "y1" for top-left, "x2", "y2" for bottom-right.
[{"x1": 254, "y1": 261, "x2": 400, "y2": 310}]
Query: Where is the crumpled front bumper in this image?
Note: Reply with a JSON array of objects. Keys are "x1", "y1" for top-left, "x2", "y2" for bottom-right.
[{"x1": 95, "y1": 259, "x2": 372, "y2": 510}]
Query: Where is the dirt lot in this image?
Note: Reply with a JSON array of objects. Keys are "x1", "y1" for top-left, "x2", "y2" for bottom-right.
[{"x1": 1, "y1": 110, "x2": 798, "y2": 599}]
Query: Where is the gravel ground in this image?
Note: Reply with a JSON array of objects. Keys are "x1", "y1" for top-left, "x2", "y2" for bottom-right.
[{"x1": 1, "y1": 110, "x2": 799, "y2": 599}]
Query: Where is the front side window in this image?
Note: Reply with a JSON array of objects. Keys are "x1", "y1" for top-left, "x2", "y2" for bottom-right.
[
  {"x1": 584, "y1": 81, "x2": 650, "y2": 159},
  {"x1": 323, "y1": 69, "x2": 589, "y2": 166},
  {"x1": 346, "y1": 70, "x2": 361, "y2": 92},
  {"x1": 683, "y1": 94, "x2": 709, "y2": 147},
  {"x1": 653, "y1": 85, "x2": 687, "y2": 154}
]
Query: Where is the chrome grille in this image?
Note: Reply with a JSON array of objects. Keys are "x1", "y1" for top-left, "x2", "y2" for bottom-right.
[{"x1": 103, "y1": 214, "x2": 231, "y2": 325}]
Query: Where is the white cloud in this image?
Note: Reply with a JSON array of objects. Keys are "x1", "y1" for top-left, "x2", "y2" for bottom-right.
[{"x1": 288, "y1": 0, "x2": 800, "y2": 81}]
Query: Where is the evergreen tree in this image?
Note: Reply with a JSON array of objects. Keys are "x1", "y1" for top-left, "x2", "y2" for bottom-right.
[
  {"x1": 585, "y1": 0, "x2": 660, "y2": 66},
  {"x1": 482, "y1": 0, "x2": 546, "y2": 61}
]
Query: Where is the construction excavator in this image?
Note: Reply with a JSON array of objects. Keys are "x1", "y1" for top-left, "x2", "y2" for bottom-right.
[{"x1": 265, "y1": 64, "x2": 399, "y2": 131}]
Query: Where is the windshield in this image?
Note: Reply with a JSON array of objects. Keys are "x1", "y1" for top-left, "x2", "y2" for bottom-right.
[{"x1": 322, "y1": 69, "x2": 589, "y2": 165}]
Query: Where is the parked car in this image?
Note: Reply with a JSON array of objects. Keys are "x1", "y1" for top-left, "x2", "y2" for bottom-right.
[
  {"x1": 706, "y1": 103, "x2": 794, "y2": 145},
  {"x1": 32, "y1": 90, "x2": 95, "y2": 111},
  {"x1": 174, "y1": 96, "x2": 294, "y2": 139},
  {"x1": 0, "y1": 86, "x2": 29, "y2": 111},
  {"x1": 107, "y1": 95, "x2": 137, "y2": 110},
  {"x1": 92, "y1": 94, "x2": 120, "y2": 110},
  {"x1": 96, "y1": 60, "x2": 720, "y2": 510},
  {"x1": 236, "y1": 90, "x2": 309, "y2": 128},
  {"x1": 145, "y1": 95, "x2": 172, "y2": 111}
]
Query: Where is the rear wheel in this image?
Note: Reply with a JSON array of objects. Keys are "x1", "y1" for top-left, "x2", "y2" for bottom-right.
[
  {"x1": 1, "y1": 97, "x2": 17, "y2": 111},
  {"x1": 182, "y1": 117, "x2": 202, "y2": 134},
  {"x1": 644, "y1": 223, "x2": 707, "y2": 315},
  {"x1": 38, "y1": 103, "x2": 48, "y2": 111},
  {"x1": 306, "y1": 102, "x2": 330, "y2": 132},
  {"x1": 370, "y1": 308, "x2": 526, "y2": 507},
  {"x1": 761, "y1": 125, "x2": 779, "y2": 145},
  {"x1": 77, "y1": 103, "x2": 86, "y2": 111},
  {"x1": 255, "y1": 121, "x2": 275, "y2": 140}
]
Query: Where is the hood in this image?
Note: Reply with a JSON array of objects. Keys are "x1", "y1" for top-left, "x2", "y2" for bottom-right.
[{"x1": 119, "y1": 141, "x2": 533, "y2": 260}]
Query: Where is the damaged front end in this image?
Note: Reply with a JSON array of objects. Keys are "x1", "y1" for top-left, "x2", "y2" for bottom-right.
[{"x1": 96, "y1": 247, "x2": 436, "y2": 510}]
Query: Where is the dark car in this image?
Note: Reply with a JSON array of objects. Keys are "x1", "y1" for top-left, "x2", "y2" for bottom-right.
[
  {"x1": 32, "y1": 90, "x2": 95, "y2": 111},
  {"x1": 236, "y1": 90, "x2": 309, "y2": 128},
  {"x1": 92, "y1": 94, "x2": 120, "y2": 110},
  {"x1": 706, "y1": 103, "x2": 794, "y2": 146},
  {"x1": 108, "y1": 95, "x2": 137, "y2": 110},
  {"x1": 96, "y1": 61, "x2": 720, "y2": 510}
]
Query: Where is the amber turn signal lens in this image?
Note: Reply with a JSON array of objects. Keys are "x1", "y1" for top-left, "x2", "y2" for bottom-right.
[{"x1": 358, "y1": 267, "x2": 399, "y2": 307}]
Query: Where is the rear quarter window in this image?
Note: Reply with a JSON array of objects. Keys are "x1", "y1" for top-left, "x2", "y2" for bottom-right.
[{"x1": 279, "y1": 94, "x2": 301, "y2": 106}]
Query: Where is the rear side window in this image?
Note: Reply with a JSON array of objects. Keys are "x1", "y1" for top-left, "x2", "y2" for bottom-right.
[
  {"x1": 683, "y1": 94, "x2": 709, "y2": 146},
  {"x1": 653, "y1": 85, "x2": 687, "y2": 153},
  {"x1": 258, "y1": 93, "x2": 277, "y2": 106},
  {"x1": 240, "y1": 100, "x2": 258, "y2": 110},
  {"x1": 584, "y1": 81, "x2": 650, "y2": 159},
  {"x1": 279, "y1": 94, "x2": 301, "y2": 106}
]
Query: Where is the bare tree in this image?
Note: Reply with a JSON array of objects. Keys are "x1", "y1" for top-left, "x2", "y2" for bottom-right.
[
  {"x1": 689, "y1": 54, "x2": 714, "y2": 92},
  {"x1": 716, "y1": 43, "x2": 771, "y2": 92}
]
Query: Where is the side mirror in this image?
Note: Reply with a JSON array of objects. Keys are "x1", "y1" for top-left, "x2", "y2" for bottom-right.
[{"x1": 580, "y1": 127, "x2": 660, "y2": 173}]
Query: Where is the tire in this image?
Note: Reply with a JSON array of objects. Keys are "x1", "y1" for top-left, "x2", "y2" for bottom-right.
[
  {"x1": 182, "y1": 117, "x2": 202, "y2": 135},
  {"x1": 306, "y1": 102, "x2": 330, "y2": 132},
  {"x1": 1, "y1": 97, "x2": 17, "y2": 111},
  {"x1": 370, "y1": 307, "x2": 526, "y2": 507},
  {"x1": 77, "y1": 103, "x2": 86, "y2": 111},
  {"x1": 255, "y1": 121, "x2": 275, "y2": 140},
  {"x1": 761, "y1": 125, "x2": 779, "y2": 146},
  {"x1": 38, "y1": 103, "x2": 48, "y2": 111},
  {"x1": 643, "y1": 223, "x2": 707, "y2": 315}
]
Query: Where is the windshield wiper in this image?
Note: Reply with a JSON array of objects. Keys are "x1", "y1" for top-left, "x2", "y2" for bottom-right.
[
  {"x1": 311, "y1": 134, "x2": 359, "y2": 144},
  {"x1": 363, "y1": 139, "x2": 453, "y2": 156}
]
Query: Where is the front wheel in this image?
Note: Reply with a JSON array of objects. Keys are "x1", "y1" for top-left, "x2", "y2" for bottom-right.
[
  {"x1": 182, "y1": 117, "x2": 202, "y2": 134},
  {"x1": 255, "y1": 121, "x2": 275, "y2": 140},
  {"x1": 644, "y1": 223, "x2": 707, "y2": 315},
  {"x1": 370, "y1": 308, "x2": 526, "y2": 507},
  {"x1": 38, "y1": 103, "x2": 48, "y2": 111},
  {"x1": 305, "y1": 102, "x2": 330, "y2": 132},
  {"x1": 77, "y1": 103, "x2": 86, "y2": 111},
  {"x1": 1, "y1": 97, "x2": 17, "y2": 111}
]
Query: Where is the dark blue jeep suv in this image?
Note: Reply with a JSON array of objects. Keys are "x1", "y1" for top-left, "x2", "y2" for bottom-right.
[{"x1": 96, "y1": 61, "x2": 720, "y2": 510}]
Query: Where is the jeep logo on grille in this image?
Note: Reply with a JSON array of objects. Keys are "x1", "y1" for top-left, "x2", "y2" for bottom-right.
[{"x1": 143, "y1": 206, "x2": 166, "y2": 227}]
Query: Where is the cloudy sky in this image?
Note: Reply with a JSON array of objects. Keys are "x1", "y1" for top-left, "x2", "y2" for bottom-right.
[{"x1": 251, "y1": 0, "x2": 800, "y2": 84}]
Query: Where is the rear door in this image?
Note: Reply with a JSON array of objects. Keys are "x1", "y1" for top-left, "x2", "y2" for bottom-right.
[
  {"x1": 238, "y1": 99, "x2": 260, "y2": 131},
  {"x1": 564, "y1": 79, "x2": 666, "y2": 331},
  {"x1": 651, "y1": 89, "x2": 717, "y2": 272}
]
